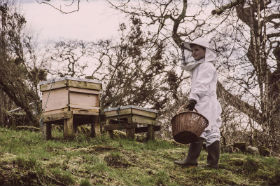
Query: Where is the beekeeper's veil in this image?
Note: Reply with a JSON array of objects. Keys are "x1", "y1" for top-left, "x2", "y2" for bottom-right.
[{"x1": 181, "y1": 38, "x2": 217, "y2": 71}]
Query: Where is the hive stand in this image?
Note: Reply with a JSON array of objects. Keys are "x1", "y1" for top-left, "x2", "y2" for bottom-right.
[
  {"x1": 104, "y1": 105, "x2": 160, "y2": 140},
  {"x1": 40, "y1": 78, "x2": 102, "y2": 139}
]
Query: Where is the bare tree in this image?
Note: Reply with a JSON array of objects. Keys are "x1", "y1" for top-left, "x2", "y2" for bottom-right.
[
  {"x1": 45, "y1": 40, "x2": 90, "y2": 78},
  {"x1": 211, "y1": 0, "x2": 280, "y2": 149},
  {"x1": 37, "y1": 0, "x2": 280, "y2": 147},
  {"x1": 0, "y1": 1, "x2": 47, "y2": 126},
  {"x1": 95, "y1": 17, "x2": 186, "y2": 111},
  {"x1": 106, "y1": 0, "x2": 280, "y2": 149},
  {"x1": 36, "y1": 0, "x2": 81, "y2": 14},
  {"x1": 50, "y1": 16, "x2": 187, "y2": 111}
]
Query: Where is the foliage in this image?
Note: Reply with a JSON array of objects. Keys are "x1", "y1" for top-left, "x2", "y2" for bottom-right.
[{"x1": 0, "y1": 1, "x2": 47, "y2": 127}]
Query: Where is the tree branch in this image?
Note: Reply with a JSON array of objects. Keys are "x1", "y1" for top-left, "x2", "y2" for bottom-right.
[
  {"x1": 217, "y1": 81, "x2": 263, "y2": 125},
  {"x1": 267, "y1": 32, "x2": 280, "y2": 38},
  {"x1": 36, "y1": 0, "x2": 80, "y2": 14},
  {"x1": 172, "y1": 0, "x2": 187, "y2": 47},
  {"x1": 211, "y1": 0, "x2": 245, "y2": 15},
  {"x1": 265, "y1": 13, "x2": 280, "y2": 22}
]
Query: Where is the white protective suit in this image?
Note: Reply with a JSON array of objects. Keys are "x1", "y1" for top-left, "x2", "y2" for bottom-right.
[{"x1": 181, "y1": 38, "x2": 222, "y2": 147}]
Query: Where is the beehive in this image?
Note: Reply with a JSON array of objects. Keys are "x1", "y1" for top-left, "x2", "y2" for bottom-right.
[
  {"x1": 104, "y1": 105, "x2": 160, "y2": 140},
  {"x1": 40, "y1": 77, "x2": 102, "y2": 115},
  {"x1": 104, "y1": 105, "x2": 158, "y2": 125},
  {"x1": 39, "y1": 77, "x2": 102, "y2": 139}
]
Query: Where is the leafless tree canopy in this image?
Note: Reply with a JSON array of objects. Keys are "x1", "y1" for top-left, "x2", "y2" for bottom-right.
[
  {"x1": 2, "y1": 0, "x2": 278, "y2": 150},
  {"x1": 45, "y1": 16, "x2": 187, "y2": 114},
  {"x1": 104, "y1": 0, "x2": 280, "y2": 149}
]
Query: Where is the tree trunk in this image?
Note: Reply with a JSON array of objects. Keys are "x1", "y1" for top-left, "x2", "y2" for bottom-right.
[{"x1": 0, "y1": 90, "x2": 4, "y2": 126}]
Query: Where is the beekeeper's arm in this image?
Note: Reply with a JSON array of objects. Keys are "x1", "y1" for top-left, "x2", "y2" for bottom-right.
[{"x1": 189, "y1": 62, "x2": 216, "y2": 102}]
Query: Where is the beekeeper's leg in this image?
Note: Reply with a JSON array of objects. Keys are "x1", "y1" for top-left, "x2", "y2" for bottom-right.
[
  {"x1": 203, "y1": 128, "x2": 221, "y2": 168},
  {"x1": 174, "y1": 137, "x2": 204, "y2": 167}
]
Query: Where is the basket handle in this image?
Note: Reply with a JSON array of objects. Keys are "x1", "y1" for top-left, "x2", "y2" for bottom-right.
[
  {"x1": 176, "y1": 104, "x2": 186, "y2": 114},
  {"x1": 176, "y1": 105, "x2": 198, "y2": 114},
  {"x1": 186, "y1": 108, "x2": 198, "y2": 112}
]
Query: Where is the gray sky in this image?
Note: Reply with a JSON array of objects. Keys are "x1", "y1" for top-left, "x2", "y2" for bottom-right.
[{"x1": 21, "y1": 0, "x2": 126, "y2": 42}]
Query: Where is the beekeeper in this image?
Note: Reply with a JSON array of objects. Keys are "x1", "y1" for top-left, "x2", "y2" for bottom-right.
[{"x1": 174, "y1": 38, "x2": 222, "y2": 169}]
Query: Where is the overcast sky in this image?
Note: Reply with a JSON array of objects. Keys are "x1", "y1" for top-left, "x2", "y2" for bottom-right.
[{"x1": 21, "y1": 0, "x2": 126, "y2": 43}]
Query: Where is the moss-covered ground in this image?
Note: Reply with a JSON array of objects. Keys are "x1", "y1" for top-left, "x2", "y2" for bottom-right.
[{"x1": 0, "y1": 127, "x2": 279, "y2": 186}]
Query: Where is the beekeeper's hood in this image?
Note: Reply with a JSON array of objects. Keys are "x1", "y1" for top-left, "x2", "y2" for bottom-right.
[{"x1": 182, "y1": 37, "x2": 216, "y2": 63}]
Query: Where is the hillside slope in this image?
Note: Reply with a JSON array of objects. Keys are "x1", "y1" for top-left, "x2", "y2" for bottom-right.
[{"x1": 0, "y1": 127, "x2": 279, "y2": 186}]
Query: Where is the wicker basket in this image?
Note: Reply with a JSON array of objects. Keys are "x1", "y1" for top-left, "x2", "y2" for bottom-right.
[{"x1": 171, "y1": 111, "x2": 209, "y2": 144}]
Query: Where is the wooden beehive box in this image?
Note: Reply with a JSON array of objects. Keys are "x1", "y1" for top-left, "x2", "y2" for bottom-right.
[
  {"x1": 40, "y1": 77, "x2": 102, "y2": 115},
  {"x1": 104, "y1": 105, "x2": 158, "y2": 125}
]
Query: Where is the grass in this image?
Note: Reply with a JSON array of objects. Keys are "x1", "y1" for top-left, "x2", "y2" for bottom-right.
[{"x1": 0, "y1": 126, "x2": 280, "y2": 185}]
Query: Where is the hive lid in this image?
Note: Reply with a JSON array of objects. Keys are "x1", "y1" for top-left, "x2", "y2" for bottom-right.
[
  {"x1": 104, "y1": 105, "x2": 158, "y2": 113},
  {"x1": 39, "y1": 77, "x2": 101, "y2": 86}
]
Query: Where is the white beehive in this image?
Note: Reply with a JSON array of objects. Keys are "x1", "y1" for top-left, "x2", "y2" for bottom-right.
[{"x1": 40, "y1": 77, "x2": 102, "y2": 115}]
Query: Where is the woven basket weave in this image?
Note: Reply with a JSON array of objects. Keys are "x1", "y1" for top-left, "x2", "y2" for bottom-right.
[{"x1": 171, "y1": 111, "x2": 209, "y2": 144}]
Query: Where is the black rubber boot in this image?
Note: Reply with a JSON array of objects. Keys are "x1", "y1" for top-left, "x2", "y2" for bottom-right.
[
  {"x1": 174, "y1": 139, "x2": 203, "y2": 167},
  {"x1": 206, "y1": 140, "x2": 220, "y2": 169}
]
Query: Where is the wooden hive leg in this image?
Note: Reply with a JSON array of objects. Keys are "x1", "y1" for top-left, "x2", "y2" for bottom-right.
[
  {"x1": 147, "y1": 124, "x2": 155, "y2": 140},
  {"x1": 99, "y1": 114, "x2": 105, "y2": 134},
  {"x1": 43, "y1": 123, "x2": 52, "y2": 140},
  {"x1": 64, "y1": 114, "x2": 75, "y2": 138},
  {"x1": 106, "y1": 119, "x2": 114, "y2": 138},
  {"x1": 73, "y1": 119, "x2": 78, "y2": 134},
  {"x1": 94, "y1": 116, "x2": 101, "y2": 136},
  {"x1": 126, "y1": 128, "x2": 135, "y2": 139},
  {"x1": 126, "y1": 117, "x2": 135, "y2": 139},
  {"x1": 90, "y1": 122, "x2": 96, "y2": 137},
  {"x1": 90, "y1": 116, "x2": 97, "y2": 138}
]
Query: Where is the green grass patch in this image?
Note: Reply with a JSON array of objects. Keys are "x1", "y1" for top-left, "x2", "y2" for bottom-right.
[
  {"x1": 50, "y1": 167, "x2": 75, "y2": 185},
  {"x1": 14, "y1": 156, "x2": 37, "y2": 169},
  {"x1": 80, "y1": 179, "x2": 92, "y2": 186},
  {"x1": 0, "y1": 127, "x2": 280, "y2": 186}
]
